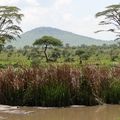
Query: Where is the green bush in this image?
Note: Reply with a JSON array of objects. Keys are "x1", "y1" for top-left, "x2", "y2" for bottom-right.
[{"x1": 106, "y1": 79, "x2": 120, "y2": 104}]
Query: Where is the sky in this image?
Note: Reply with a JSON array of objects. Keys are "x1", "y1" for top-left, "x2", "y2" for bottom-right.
[{"x1": 0, "y1": 0, "x2": 120, "y2": 40}]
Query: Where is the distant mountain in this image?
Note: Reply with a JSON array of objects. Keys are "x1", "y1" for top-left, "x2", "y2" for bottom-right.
[{"x1": 10, "y1": 27, "x2": 114, "y2": 48}]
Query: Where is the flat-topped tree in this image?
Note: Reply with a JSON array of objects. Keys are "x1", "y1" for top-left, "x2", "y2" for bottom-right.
[
  {"x1": 95, "y1": 4, "x2": 120, "y2": 40},
  {"x1": 0, "y1": 6, "x2": 23, "y2": 45},
  {"x1": 33, "y1": 36, "x2": 63, "y2": 62}
]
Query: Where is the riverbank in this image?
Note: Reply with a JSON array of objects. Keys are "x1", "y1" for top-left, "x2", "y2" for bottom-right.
[{"x1": 0, "y1": 64, "x2": 120, "y2": 107}]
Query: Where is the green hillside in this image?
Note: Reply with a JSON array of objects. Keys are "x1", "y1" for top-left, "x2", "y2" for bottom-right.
[{"x1": 11, "y1": 27, "x2": 114, "y2": 48}]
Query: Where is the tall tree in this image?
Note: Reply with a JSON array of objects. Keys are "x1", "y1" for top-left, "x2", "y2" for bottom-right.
[
  {"x1": 0, "y1": 6, "x2": 23, "y2": 44},
  {"x1": 33, "y1": 36, "x2": 63, "y2": 62},
  {"x1": 95, "y1": 4, "x2": 120, "y2": 40}
]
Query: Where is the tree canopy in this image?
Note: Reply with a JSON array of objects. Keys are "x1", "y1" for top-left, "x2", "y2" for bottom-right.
[
  {"x1": 0, "y1": 6, "x2": 24, "y2": 44},
  {"x1": 33, "y1": 36, "x2": 63, "y2": 62},
  {"x1": 95, "y1": 4, "x2": 120, "y2": 39},
  {"x1": 33, "y1": 36, "x2": 63, "y2": 47}
]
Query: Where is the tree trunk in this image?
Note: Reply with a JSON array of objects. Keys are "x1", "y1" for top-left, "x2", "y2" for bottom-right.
[{"x1": 44, "y1": 45, "x2": 48, "y2": 62}]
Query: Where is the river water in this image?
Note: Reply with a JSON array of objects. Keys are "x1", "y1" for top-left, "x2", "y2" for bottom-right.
[{"x1": 0, "y1": 105, "x2": 120, "y2": 120}]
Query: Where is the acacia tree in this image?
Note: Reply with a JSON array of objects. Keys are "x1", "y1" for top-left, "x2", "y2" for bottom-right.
[
  {"x1": 0, "y1": 6, "x2": 23, "y2": 44},
  {"x1": 95, "y1": 4, "x2": 120, "y2": 39},
  {"x1": 33, "y1": 36, "x2": 63, "y2": 62}
]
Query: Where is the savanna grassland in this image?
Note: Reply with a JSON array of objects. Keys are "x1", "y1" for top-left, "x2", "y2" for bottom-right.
[
  {"x1": 0, "y1": 4, "x2": 120, "y2": 107},
  {"x1": 0, "y1": 44, "x2": 120, "y2": 107}
]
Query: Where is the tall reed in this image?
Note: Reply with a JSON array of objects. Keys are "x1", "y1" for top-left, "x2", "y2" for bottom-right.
[{"x1": 0, "y1": 64, "x2": 119, "y2": 106}]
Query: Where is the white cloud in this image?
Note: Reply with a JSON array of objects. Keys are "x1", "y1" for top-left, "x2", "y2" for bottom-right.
[
  {"x1": 21, "y1": 6, "x2": 49, "y2": 31},
  {"x1": 54, "y1": 0, "x2": 72, "y2": 9},
  {"x1": 0, "y1": 0, "x2": 20, "y2": 5},
  {"x1": 66, "y1": 16, "x2": 115, "y2": 40},
  {"x1": 19, "y1": 0, "x2": 74, "y2": 32},
  {"x1": 63, "y1": 13, "x2": 72, "y2": 22},
  {"x1": 25, "y1": 0, "x2": 40, "y2": 6}
]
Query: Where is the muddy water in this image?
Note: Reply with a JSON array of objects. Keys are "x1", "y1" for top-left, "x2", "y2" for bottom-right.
[{"x1": 0, "y1": 105, "x2": 120, "y2": 120}]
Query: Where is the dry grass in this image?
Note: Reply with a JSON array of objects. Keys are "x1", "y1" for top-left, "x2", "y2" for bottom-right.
[{"x1": 0, "y1": 64, "x2": 119, "y2": 106}]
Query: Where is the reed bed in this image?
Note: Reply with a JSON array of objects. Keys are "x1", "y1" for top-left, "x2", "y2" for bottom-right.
[{"x1": 0, "y1": 64, "x2": 120, "y2": 107}]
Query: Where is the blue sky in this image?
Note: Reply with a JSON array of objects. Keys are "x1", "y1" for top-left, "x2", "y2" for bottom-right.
[{"x1": 0, "y1": 0, "x2": 120, "y2": 40}]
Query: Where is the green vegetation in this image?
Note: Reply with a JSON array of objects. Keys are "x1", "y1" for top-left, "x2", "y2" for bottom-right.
[
  {"x1": 2, "y1": 38, "x2": 120, "y2": 107},
  {"x1": 0, "y1": 4, "x2": 120, "y2": 107},
  {"x1": 1, "y1": 42, "x2": 120, "y2": 67},
  {"x1": 33, "y1": 36, "x2": 63, "y2": 62},
  {"x1": 0, "y1": 6, "x2": 23, "y2": 44},
  {"x1": 4, "y1": 43, "x2": 120, "y2": 66},
  {"x1": 0, "y1": 64, "x2": 120, "y2": 107}
]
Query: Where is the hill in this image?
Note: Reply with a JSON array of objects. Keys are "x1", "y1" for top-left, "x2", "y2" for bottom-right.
[{"x1": 10, "y1": 27, "x2": 114, "y2": 48}]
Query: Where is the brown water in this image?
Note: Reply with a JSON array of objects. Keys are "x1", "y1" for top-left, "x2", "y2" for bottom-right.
[{"x1": 0, "y1": 105, "x2": 120, "y2": 120}]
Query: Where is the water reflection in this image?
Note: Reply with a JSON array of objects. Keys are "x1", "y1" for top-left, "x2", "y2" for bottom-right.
[{"x1": 0, "y1": 105, "x2": 120, "y2": 120}]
